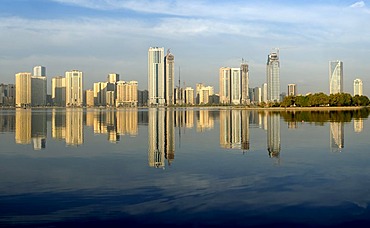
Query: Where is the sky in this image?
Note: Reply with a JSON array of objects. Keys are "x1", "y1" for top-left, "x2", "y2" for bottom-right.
[{"x1": 1, "y1": 0, "x2": 370, "y2": 95}]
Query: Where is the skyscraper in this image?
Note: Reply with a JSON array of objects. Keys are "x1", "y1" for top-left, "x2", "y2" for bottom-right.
[
  {"x1": 52, "y1": 76, "x2": 66, "y2": 106},
  {"x1": 287, "y1": 84, "x2": 297, "y2": 96},
  {"x1": 107, "y1": 73, "x2": 120, "y2": 84},
  {"x1": 266, "y1": 52, "x2": 280, "y2": 102},
  {"x1": 148, "y1": 47, "x2": 165, "y2": 106},
  {"x1": 31, "y1": 76, "x2": 47, "y2": 106},
  {"x1": 262, "y1": 83, "x2": 268, "y2": 103},
  {"x1": 65, "y1": 70, "x2": 83, "y2": 107},
  {"x1": 15, "y1": 72, "x2": 32, "y2": 108},
  {"x1": 240, "y1": 63, "x2": 249, "y2": 104},
  {"x1": 353, "y1": 79, "x2": 363, "y2": 96},
  {"x1": 329, "y1": 60, "x2": 343, "y2": 94},
  {"x1": 219, "y1": 63, "x2": 249, "y2": 105},
  {"x1": 33, "y1": 66, "x2": 46, "y2": 77},
  {"x1": 165, "y1": 50, "x2": 175, "y2": 105}
]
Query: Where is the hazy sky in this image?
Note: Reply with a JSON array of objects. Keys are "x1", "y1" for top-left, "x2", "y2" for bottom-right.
[{"x1": 1, "y1": 0, "x2": 370, "y2": 95}]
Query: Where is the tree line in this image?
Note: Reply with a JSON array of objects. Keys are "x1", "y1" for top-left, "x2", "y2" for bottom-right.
[{"x1": 280, "y1": 93, "x2": 370, "y2": 107}]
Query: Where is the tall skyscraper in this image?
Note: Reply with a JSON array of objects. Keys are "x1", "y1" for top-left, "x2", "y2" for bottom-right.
[
  {"x1": 266, "y1": 52, "x2": 280, "y2": 102},
  {"x1": 148, "y1": 47, "x2": 165, "y2": 106},
  {"x1": 287, "y1": 84, "x2": 297, "y2": 96},
  {"x1": 31, "y1": 76, "x2": 47, "y2": 106},
  {"x1": 165, "y1": 50, "x2": 175, "y2": 105},
  {"x1": 353, "y1": 79, "x2": 363, "y2": 96},
  {"x1": 65, "y1": 70, "x2": 83, "y2": 107},
  {"x1": 240, "y1": 63, "x2": 249, "y2": 104},
  {"x1": 52, "y1": 76, "x2": 66, "y2": 106},
  {"x1": 329, "y1": 60, "x2": 343, "y2": 94},
  {"x1": 33, "y1": 66, "x2": 46, "y2": 77},
  {"x1": 15, "y1": 72, "x2": 32, "y2": 108},
  {"x1": 219, "y1": 63, "x2": 249, "y2": 105},
  {"x1": 219, "y1": 67, "x2": 231, "y2": 104}
]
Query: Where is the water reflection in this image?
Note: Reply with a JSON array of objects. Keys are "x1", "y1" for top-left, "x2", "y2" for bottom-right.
[
  {"x1": 219, "y1": 110, "x2": 249, "y2": 150},
  {"x1": 1, "y1": 108, "x2": 370, "y2": 155},
  {"x1": 148, "y1": 109, "x2": 175, "y2": 168},
  {"x1": 330, "y1": 122, "x2": 344, "y2": 152},
  {"x1": 267, "y1": 112, "x2": 281, "y2": 158}
]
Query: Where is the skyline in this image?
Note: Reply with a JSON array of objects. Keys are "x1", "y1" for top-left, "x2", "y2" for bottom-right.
[{"x1": 1, "y1": 0, "x2": 370, "y2": 95}]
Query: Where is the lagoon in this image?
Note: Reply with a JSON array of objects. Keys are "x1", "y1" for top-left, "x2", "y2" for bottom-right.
[{"x1": 1, "y1": 108, "x2": 370, "y2": 227}]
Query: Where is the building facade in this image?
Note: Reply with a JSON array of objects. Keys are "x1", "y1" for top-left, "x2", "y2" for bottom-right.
[
  {"x1": 116, "y1": 81, "x2": 138, "y2": 107},
  {"x1": 353, "y1": 78, "x2": 363, "y2": 96},
  {"x1": 85, "y1": 89, "x2": 94, "y2": 107},
  {"x1": 31, "y1": 76, "x2": 47, "y2": 106},
  {"x1": 33, "y1": 66, "x2": 46, "y2": 77},
  {"x1": 15, "y1": 72, "x2": 32, "y2": 108},
  {"x1": 184, "y1": 87, "x2": 194, "y2": 105},
  {"x1": 287, "y1": 84, "x2": 297, "y2": 96},
  {"x1": 219, "y1": 63, "x2": 249, "y2": 105},
  {"x1": 65, "y1": 70, "x2": 83, "y2": 107},
  {"x1": 52, "y1": 76, "x2": 66, "y2": 107},
  {"x1": 266, "y1": 52, "x2": 280, "y2": 102},
  {"x1": 165, "y1": 50, "x2": 175, "y2": 105},
  {"x1": 148, "y1": 47, "x2": 165, "y2": 106},
  {"x1": 329, "y1": 60, "x2": 343, "y2": 94}
]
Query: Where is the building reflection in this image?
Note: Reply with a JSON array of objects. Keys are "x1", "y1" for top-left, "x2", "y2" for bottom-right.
[
  {"x1": 267, "y1": 112, "x2": 281, "y2": 159},
  {"x1": 330, "y1": 122, "x2": 344, "y2": 152},
  {"x1": 220, "y1": 110, "x2": 249, "y2": 151},
  {"x1": 52, "y1": 109, "x2": 66, "y2": 140},
  {"x1": 0, "y1": 112, "x2": 15, "y2": 133},
  {"x1": 354, "y1": 119, "x2": 363, "y2": 133},
  {"x1": 31, "y1": 111, "x2": 47, "y2": 150},
  {"x1": 196, "y1": 110, "x2": 214, "y2": 132},
  {"x1": 117, "y1": 109, "x2": 138, "y2": 137},
  {"x1": 65, "y1": 109, "x2": 83, "y2": 146},
  {"x1": 174, "y1": 109, "x2": 194, "y2": 128},
  {"x1": 15, "y1": 109, "x2": 31, "y2": 144},
  {"x1": 148, "y1": 109, "x2": 175, "y2": 168}
]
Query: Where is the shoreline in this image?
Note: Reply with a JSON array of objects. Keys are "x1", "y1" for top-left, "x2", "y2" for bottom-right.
[{"x1": 1, "y1": 106, "x2": 369, "y2": 111}]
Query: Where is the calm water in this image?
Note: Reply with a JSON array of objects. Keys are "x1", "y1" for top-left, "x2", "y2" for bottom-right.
[{"x1": 1, "y1": 108, "x2": 370, "y2": 227}]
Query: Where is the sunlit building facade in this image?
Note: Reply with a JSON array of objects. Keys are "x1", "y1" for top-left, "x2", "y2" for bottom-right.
[
  {"x1": 288, "y1": 84, "x2": 297, "y2": 96},
  {"x1": 94, "y1": 82, "x2": 107, "y2": 106},
  {"x1": 15, "y1": 72, "x2": 32, "y2": 108},
  {"x1": 353, "y1": 78, "x2": 363, "y2": 96},
  {"x1": 65, "y1": 70, "x2": 83, "y2": 107},
  {"x1": 184, "y1": 87, "x2": 194, "y2": 105},
  {"x1": 165, "y1": 50, "x2": 175, "y2": 105},
  {"x1": 52, "y1": 76, "x2": 66, "y2": 106},
  {"x1": 329, "y1": 60, "x2": 343, "y2": 94},
  {"x1": 266, "y1": 52, "x2": 280, "y2": 102},
  {"x1": 148, "y1": 47, "x2": 165, "y2": 106},
  {"x1": 33, "y1": 66, "x2": 46, "y2": 77},
  {"x1": 116, "y1": 81, "x2": 138, "y2": 107},
  {"x1": 85, "y1": 89, "x2": 94, "y2": 107}
]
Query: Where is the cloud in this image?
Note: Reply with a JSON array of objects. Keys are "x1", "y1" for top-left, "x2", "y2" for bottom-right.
[{"x1": 350, "y1": 1, "x2": 365, "y2": 8}]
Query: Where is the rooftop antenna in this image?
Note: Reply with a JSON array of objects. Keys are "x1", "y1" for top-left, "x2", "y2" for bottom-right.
[{"x1": 178, "y1": 66, "x2": 181, "y2": 88}]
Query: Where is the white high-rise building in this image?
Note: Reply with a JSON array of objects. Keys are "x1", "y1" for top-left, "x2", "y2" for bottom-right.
[
  {"x1": 148, "y1": 47, "x2": 165, "y2": 106},
  {"x1": 219, "y1": 63, "x2": 249, "y2": 105},
  {"x1": 33, "y1": 66, "x2": 46, "y2": 77},
  {"x1": 267, "y1": 52, "x2": 280, "y2": 102},
  {"x1": 94, "y1": 82, "x2": 108, "y2": 106},
  {"x1": 353, "y1": 79, "x2": 363, "y2": 96},
  {"x1": 15, "y1": 72, "x2": 32, "y2": 108},
  {"x1": 288, "y1": 84, "x2": 297, "y2": 96},
  {"x1": 165, "y1": 50, "x2": 175, "y2": 105},
  {"x1": 329, "y1": 60, "x2": 343, "y2": 94},
  {"x1": 31, "y1": 76, "x2": 47, "y2": 106},
  {"x1": 262, "y1": 83, "x2": 268, "y2": 103},
  {"x1": 65, "y1": 70, "x2": 83, "y2": 107}
]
